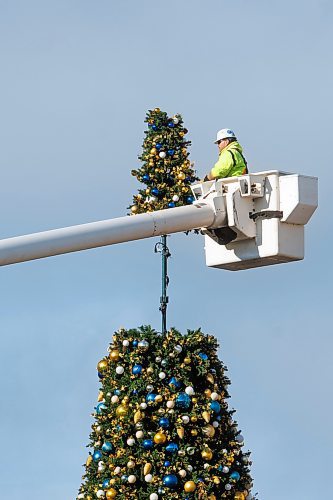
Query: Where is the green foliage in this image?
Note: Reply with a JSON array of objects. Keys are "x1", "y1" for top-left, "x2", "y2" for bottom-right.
[
  {"x1": 78, "y1": 326, "x2": 255, "y2": 499},
  {"x1": 129, "y1": 108, "x2": 199, "y2": 215}
]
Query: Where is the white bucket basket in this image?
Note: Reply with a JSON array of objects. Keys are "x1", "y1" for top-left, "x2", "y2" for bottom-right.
[{"x1": 191, "y1": 171, "x2": 318, "y2": 271}]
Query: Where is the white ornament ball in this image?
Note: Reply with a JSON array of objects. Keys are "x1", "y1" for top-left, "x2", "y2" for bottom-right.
[
  {"x1": 111, "y1": 395, "x2": 119, "y2": 404},
  {"x1": 136, "y1": 430, "x2": 144, "y2": 439},
  {"x1": 212, "y1": 421, "x2": 219, "y2": 428},
  {"x1": 159, "y1": 372, "x2": 166, "y2": 380},
  {"x1": 127, "y1": 438, "x2": 135, "y2": 446},
  {"x1": 128, "y1": 475, "x2": 136, "y2": 484},
  {"x1": 172, "y1": 195, "x2": 179, "y2": 202},
  {"x1": 78, "y1": 495, "x2": 85, "y2": 499},
  {"x1": 204, "y1": 463, "x2": 210, "y2": 469},
  {"x1": 127, "y1": 460, "x2": 135, "y2": 468},
  {"x1": 179, "y1": 469, "x2": 187, "y2": 478},
  {"x1": 186, "y1": 464, "x2": 193, "y2": 472},
  {"x1": 98, "y1": 462, "x2": 106, "y2": 472},
  {"x1": 150, "y1": 494, "x2": 159, "y2": 500},
  {"x1": 236, "y1": 434, "x2": 244, "y2": 443},
  {"x1": 145, "y1": 474, "x2": 153, "y2": 482},
  {"x1": 222, "y1": 466, "x2": 229, "y2": 473},
  {"x1": 211, "y1": 392, "x2": 219, "y2": 400},
  {"x1": 159, "y1": 151, "x2": 166, "y2": 158},
  {"x1": 167, "y1": 400, "x2": 175, "y2": 409},
  {"x1": 114, "y1": 466, "x2": 121, "y2": 474},
  {"x1": 182, "y1": 415, "x2": 190, "y2": 424},
  {"x1": 185, "y1": 386, "x2": 195, "y2": 396},
  {"x1": 140, "y1": 402, "x2": 147, "y2": 409},
  {"x1": 123, "y1": 340, "x2": 130, "y2": 347},
  {"x1": 225, "y1": 484, "x2": 232, "y2": 491},
  {"x1": 174, "y1": 345, "x2": 182, "y2": 353},
  {"x1": 173, "y1": 117, "x2": 179, "y2": 124},
  {"x1": 96, "y1": 425, "x2": 102, "y2": 433},
  {"x1": 167, "y1": 408, "x2": 174, "y2": 414},
  {"x1": 116, "y1": 366, "x2": 124, "y2": 375},
  {"x1": 97, "y1": 490, "x2": 105, "y2": 498}
]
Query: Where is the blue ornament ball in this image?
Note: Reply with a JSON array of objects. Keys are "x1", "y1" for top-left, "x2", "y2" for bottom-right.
[
  {"x1": 151, "y1": 187, "x2": 160, "y2": 196},
  {"x1": 132, "y1": 364, "x2": 143, "y2": 375},
  {"x1": 176, "y1": 392, "x2": 191, "y2": 409},
  {"x1": 199, "y1": 352, "x2": 208, "y2": 360},
  {"x1": 165, "y1": 443, "x2": 179, "y2": 454},
  {"x1": 146, "y1": 393, "x2": 156, "y2": 403},
  {"x1": 96, "y1": 403, "x2": 107, "y2": 414},
  {"x1": 210, "y1": 401, "x2": 221, "y2": 413},
  {"x1": 169, "y1": 377, "x2": 183, "y2": 389},
  {"x1": 156, "y1": 143, "x2": 162, "y2": 150},
  {"x1": 152, "y1": 124, "x2": 158, "y2": 131},
  {"x1": 159, "y1": 417, "x2": 170, "y2": 428},
  {"x1": 164, "y1": 460, "x2": 171, "y2": 467},
  {"x1": 92, "y1": 450, "x2": 103, "y2": 462},
  {"x1": 132, "y1": 339, "x2": 138, "y2": 347},
  {"x1": 230, "y1": 471, "x2": 241, "y2": 481},
  {"x1": 114, "y1": 389, "x2": 121, "y2": 396},
  {"x1": 163, "y1": 474, "x2": 178, "y2": 488},
  {"x1": 121, "y1": 475, "x2": 128, "y2": 482},
  {"x1": 167, "y1": 149, "x2": 175, "y2": 156},
  {"x1": 102, "y1": 479, "x2": 110, "y2": 488},
  {"x1": 142, "y1": 439, "x2": 154, "y2": 450},
  {"x1": 167, "y1": 122, "x2": 175, "y2": 128},
  {"x1": 186, "y1": 196, "x2": 194, "y2": 204},
  {"x1": 97, "y1": 372, "x2": 104, "y2": 379},
  {"x1": 168, "y1": 202, "x2": 175, "y2": 208},
  {"x1": 102, "y1": 441, "x2": 113, "y2": 454},
  {"x1": 142, "y1": 174, "x2": 150, "y2": 183}
]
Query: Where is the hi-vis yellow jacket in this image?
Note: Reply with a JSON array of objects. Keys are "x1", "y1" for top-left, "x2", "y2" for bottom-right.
[{"x1": 211, "y1": 141, "x2": 248, "y2": 179}]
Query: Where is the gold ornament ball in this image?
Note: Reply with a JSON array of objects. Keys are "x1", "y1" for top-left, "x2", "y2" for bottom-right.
[
  {"x1": 177, "y1": 172, "x2": 186, "y2": 180},
  {"x1": 191, "y1": 416, "x2": 198, "y2": 423},
  {"x1": 147, "y1": 367, "x2": 154, "y2": 374},
  {"x1": 202, "y1": 448, "x2": 213, "y2": 460},
  {"x1": 154, "y1": 432, "x2": 167, "y2": 444},
  {"x1": 110, "y1": 350, "x2": 120, "y2": 362},
  {"x1": 213, "y1": 476, "x2": 220, "y2": 484},
  {"x1": 122, "y1": 396, "x2": 130, "y2": 403},
  {"x1": 155, "y1": 395, "x2": 163, "y2": 403},
  {"x1": 97, "y1": 359, "x2": 108, "y2": 372},
  {"x1": 131, "y1": 205, "x2": 138, "y2": 213},
  {"x1": 154, "y1": 107, "x2": 160, "y2": 112},
  {"x1": 116, "y1": 404, "x2": 128, "y2": 418},
  {"x1": 106, "y1": 488, "x2": 117, "y2": 499},
  {"x1": 234, "y1": 494, "x2": 246, "y2": 500},
  {"x1": 184, "y1": 481, "x2": 196, "y2": 493},
  {"x1": 150, "y1": 148, "x2": 157, "y2": 154},
  {"x1": 204, "y1": 389, "x2": 212, "y2": 398},
  {"x1": 191, "y1": 429, "x2": 198, "y2": 436},
  {"x1": 202, "y1": 424, "x2": 215, "y2": 438},
  {"x1": 184, "y1": 357, "x2": 191, "y2": 365},
  {"x1": 86, "y1": 455, "x2": 93, "y2": 467}
]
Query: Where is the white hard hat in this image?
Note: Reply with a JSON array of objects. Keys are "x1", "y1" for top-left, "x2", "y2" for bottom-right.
[{"x1": 214, "y1": 128, "x2": 236, "y2": 143}]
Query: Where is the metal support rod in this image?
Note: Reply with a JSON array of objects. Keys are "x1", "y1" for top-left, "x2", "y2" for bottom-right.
[
  {"x1": 155, "y1": 235, "x2": 171, "y2": 335},
  {"x1": 0, "y1": 203, "x2": 215, "y2": 266}
]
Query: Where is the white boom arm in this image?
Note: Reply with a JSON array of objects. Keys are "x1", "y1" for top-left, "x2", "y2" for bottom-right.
[
  {"x1": 0, "y1": 203, "x2": 219, "y2": 266},
  {"x1": 0, "y1": 170, "x2": 317, "y2": 270}
]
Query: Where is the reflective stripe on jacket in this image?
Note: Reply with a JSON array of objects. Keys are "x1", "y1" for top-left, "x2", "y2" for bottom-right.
[{"x1": 211, "y1": 141, "x2": 248, "y2": 178}]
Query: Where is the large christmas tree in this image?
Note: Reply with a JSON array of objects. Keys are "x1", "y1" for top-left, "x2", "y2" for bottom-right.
[
  {"x1": 129, "y1": 107, "x2": 198, "y2": 214},
  {"x1": 78, "y1": 327, "x2": 255, "y2": 500},
  {"x1": 78, "y1": 109, "x2": 256, "y2": 499}
]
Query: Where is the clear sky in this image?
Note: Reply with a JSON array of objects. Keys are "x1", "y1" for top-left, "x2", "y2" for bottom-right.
[{"x1": 0, "y1": 1, "x2": 331, "y2": 498}]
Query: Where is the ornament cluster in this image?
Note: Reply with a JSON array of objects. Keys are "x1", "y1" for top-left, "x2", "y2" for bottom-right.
[
  {"x1": 129, "y1": 108, "x2": 198, "y2": 214},
  {"x1": 78, "y1": 326, "x2": 256, "y2": 499}
]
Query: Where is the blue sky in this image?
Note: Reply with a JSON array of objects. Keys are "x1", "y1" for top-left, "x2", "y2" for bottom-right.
[{"x1": 0, "y1": 1, "x2": 331, "y2": 498}]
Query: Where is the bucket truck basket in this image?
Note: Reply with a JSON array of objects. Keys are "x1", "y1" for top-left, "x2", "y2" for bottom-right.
[{"x1": 191, "y1": 171, "x2": 318, "y2": 271}]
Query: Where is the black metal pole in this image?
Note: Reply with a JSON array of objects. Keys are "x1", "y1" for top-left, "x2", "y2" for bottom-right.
[{"x1": 154, "y1": 235, "x2": 171, "y2": 335}]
